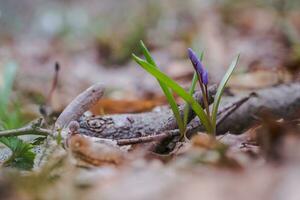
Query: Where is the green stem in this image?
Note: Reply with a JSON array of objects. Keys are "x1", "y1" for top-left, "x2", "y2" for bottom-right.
[{"x1": 197, "y1": 73, "x2": 212, "y2": 130}]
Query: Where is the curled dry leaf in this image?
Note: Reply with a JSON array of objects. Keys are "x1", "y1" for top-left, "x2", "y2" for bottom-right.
[{"x1": 69, "y1": 134, "x2": 125, "y2": 167}]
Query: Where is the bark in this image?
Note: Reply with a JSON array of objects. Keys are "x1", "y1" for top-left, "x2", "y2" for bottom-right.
[
  {"x1": 78, "y1": 83, "x2": 300, "y2": 142},
  {"x1": 188, "y1": 82, "x2": 300, "y2": 136},
  {"x1": 78, "y1": 86, "x2": 217, "y2": 139}
]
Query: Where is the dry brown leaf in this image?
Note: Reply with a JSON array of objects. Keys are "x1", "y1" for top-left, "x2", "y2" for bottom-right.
[
  {"x1": 69, "y1": 134, "x2": 125, "y2": 167},
  {"x1": 228, "y1": 69, "x2": 292, "y2": 90},
  {"x1": 90, "y1": 98, "x2": 165, "y2": 115}
]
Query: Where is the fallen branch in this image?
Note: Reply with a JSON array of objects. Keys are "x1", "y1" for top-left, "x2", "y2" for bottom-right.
[
  {"x1": 78, "y1": 85, "x2": 217, "y2": 139},
  {"x1": 1, "y1": 83, "x2": 299, "y2": 152},
  {"x1": 187, "y1": 83, "x2": 300, "y2": 136},
  {"x1": 216, "y1": 93, "x2": 255, "y2": 127},
  {"x1": 79, "y1": 83, "x2": 300, "y2": 145}
]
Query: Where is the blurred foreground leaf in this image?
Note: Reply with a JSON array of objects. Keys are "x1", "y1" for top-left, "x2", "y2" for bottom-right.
[
  {"x1": 0, "y1": 61, "x2": 24, "y2": 130},
  {"x1": 0, "y1": 62, "x2": 18, "y2": 107}
]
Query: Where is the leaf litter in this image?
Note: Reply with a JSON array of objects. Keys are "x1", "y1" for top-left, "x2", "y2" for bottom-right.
[{"x1": 0, "y1": 1, "x2": 300, "y2": 200}]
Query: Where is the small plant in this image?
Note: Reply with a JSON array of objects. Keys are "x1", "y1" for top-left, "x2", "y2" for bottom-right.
[
  {"x1": 133, "y1": 41, "x2": 239, "y2": 137},
  {"x1": 0, "y1": 61, "x2": 36, "y2": 170},
  {"x1": 0, "y1": 136, "x2": 35, "y2": 170}
]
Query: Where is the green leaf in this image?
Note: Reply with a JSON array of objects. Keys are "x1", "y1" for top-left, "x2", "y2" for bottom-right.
[
  {"x1": 56, "y1": 129, "x2": 63, "y2": 145},
  {"x1": 211, "y1": 55, "x2": 240, "y2": 133},
  {"x1": 0, "y1": 136, "x2": 36, "y2": 170},
  {"x1": 139, "y1": 41, "x2": 185, "y2": 135},
  {"x1": 183, "y1": 72, "x2": 198, "y2": 128},
  {"x1": 132, "y1": 54, "x2": 213, "y2": 133},
  {"x1": 140, "y1": 40, "x2": 156, "y2": 66},
  {"x1": 31, "y1": 136, "x2": 47, "y2": 145}
]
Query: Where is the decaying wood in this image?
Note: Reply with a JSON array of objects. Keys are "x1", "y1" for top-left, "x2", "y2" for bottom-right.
[
  {"x1": 77, "y1": 85, "x2": 217, "y2": 139},
  {"x1": 116, "y1": 95, "x2": 253, "y2": 147},
  {"x1": 216, "y1": 94, "x2": 255, "y2": 127},
  {"x1": 78, "y1": 83, "x2": 300, "y2": 144},
  {"x1": 187, "y1": 83, "x2": 300, "y2": 136},
  {"x1": 1, "y1": 82, "x2": 298, "y2": 153}
]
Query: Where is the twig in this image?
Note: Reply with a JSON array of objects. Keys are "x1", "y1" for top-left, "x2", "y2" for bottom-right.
[
  {"x1": 0, "y1": 118, "x2": 51, "y2": 137},
  {"x1": 47, "y1": 62, "x2": 60, "y2": 104},
  {"x1": 117, "y1": 130, "x2": 179, "y2": 146},
  {"x1": 0, "y1": 126, "x2": 51, "y2": 137},
  {"x1": 39, "y1": 62, "x2": 61, "y2": 125}
]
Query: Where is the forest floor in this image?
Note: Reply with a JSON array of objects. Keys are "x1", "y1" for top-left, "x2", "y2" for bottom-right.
[{"x1": 0, "y1": 1, "x2": 300, "y2": 200}]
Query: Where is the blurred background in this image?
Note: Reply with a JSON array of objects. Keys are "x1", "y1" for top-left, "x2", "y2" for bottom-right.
[{"x1": 0, "y1": 0, "x2": 300, "y2": 117}]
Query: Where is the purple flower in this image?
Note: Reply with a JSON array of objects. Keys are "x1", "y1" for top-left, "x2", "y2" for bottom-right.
[
  {"x1": 188, "y1": 48, "x2": 208, "y2": 85},
  {"x1": 202, "y1": 69, "x2": 208, "y2": 85},
  {"x1": 188, "y1": 48, "x2": 204, "y2": 74}
]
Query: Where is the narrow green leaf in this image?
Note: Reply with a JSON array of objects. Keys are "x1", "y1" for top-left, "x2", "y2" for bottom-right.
[
  {"x1": 183, "y1": 72, "x2": 198, "y2": 128},
  {"x1": 140, "y1": 40, "x2": 156, "y2": 66},
  {"x1": 132, "y1": 54, "x2": 212, "y2": 132},
  {"x1": 211, "y1": 55, "x2": 240, "y2": 132},
  {"x1": 139, "y1": 41, "x2": 185, "y2": 134},
  {"x1": 31, "y1": 136, "x2": 47, "y2": 145}
]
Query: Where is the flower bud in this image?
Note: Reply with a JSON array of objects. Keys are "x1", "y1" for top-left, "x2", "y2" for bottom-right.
[
  {"x1": 188, "y1": 48, "x2": 204, "y2": 75},
  {"x1": 202, "y1": 69, "x2": 208, "y2": 85}
]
